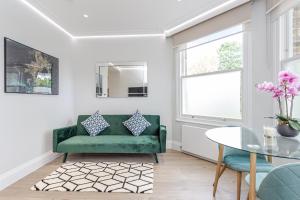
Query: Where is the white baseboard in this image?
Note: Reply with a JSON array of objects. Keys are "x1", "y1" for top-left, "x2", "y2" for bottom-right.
[
  {"x1": 0, "y1": 151, "x2": 61, "y2": 191},
  {"x1": 172, "y1": 141, "x2": 182, "y2": 151},
  {"x1": 166, "y1": 140, "x2": 182, "y2": 151},
  {"x1": 166, "y1": 140, "x2": 173, "y2": 149}
]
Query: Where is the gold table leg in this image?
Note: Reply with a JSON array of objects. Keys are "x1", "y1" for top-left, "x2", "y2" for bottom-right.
[
  {"x1": 267, "y1": 155, "x2": 272, "y2": 163},
  {"x1": 249, "y1": 152, "x2": 257, "y2": 200},
  {"x1": 213, "y1": 144, "x2": 224, "y2": 197},
  {"x1": 237, "y1": 171, "x2": 242, "y2": 200}
]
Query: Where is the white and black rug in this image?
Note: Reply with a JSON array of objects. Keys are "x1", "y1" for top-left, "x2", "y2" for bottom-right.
[{"x1": 31, "y1": 162, "x2": 154, "y2": 193}]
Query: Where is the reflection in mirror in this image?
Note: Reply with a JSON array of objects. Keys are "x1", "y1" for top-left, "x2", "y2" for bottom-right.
[{"x1": 96, "y1": 62, "x2": 148, "y2": 98}]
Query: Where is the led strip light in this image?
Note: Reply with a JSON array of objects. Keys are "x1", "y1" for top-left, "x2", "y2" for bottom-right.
[{"x1": 19, "y1": 0, "x2": 249, "y2": 39}]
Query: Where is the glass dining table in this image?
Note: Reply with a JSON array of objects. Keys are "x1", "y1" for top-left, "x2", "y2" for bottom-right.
[{"x1": 206, "y1": 127, "x2": 300, "y2": 200}]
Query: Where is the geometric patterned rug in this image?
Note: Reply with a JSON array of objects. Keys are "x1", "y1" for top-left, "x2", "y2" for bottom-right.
[{"x1": 31, "y1": 162, "x2": 153, "y2": 193}]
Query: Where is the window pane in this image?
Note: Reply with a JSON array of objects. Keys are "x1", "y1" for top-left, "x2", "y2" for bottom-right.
[
  {"x1": 284, "y1": 5, "x2": 300, "y2": 58},
  {"x1": 182, "y1": 70, "x2": 241, "y2": 119},
  {"x1": 284, "y1": 59, "x2": 300, "y2": 119},
  {"x1": 185, "y1": 33, "x2": 243, "y2": 76},
  {"x1": 292, "y1": 6, "x2": 300, "y2": 56}
]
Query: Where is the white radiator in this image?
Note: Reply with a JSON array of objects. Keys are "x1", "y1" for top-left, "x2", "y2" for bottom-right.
[{"x1": 181, "y1": 125, "x2": 218, "y2": 162}]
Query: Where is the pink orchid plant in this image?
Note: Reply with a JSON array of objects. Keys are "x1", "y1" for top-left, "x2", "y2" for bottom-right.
[{"x1": 257, "y1": 70, "x2": 300, "y2": 131}]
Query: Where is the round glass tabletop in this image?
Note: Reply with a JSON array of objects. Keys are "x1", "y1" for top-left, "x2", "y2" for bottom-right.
[{"x1": 206, "y1": 127, "x2": 300, "y2": 160}]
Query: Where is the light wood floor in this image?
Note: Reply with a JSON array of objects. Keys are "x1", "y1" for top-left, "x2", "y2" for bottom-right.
[{"x1": 0, "y1": 150, "x2": 248, "y2": 200}]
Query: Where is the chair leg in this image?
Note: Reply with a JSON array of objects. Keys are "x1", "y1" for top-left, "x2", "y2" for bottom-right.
[
  {"x1": 237, "y1": 171, "x2": 242, "y2": 200},
  {"x1": 213, "y1": 144, "x2": 224, "y2": 197},
  {"x1": 63, "y1": 153, "x2": 68, "y2": 163},
  {"x1": 213, "y1": 165, "x2": 226, "y2": 186},
  {"x1": 153, "y1": 153, "x2": 159, "y2": 163},
  {"x1": 219, "y1": 165, "x2": 227, "y2": 178}
]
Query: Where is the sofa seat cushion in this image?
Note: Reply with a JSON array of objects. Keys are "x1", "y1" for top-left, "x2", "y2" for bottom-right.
[{"x1": 57, "y1": 135, "x2": 160, "y2": 153}]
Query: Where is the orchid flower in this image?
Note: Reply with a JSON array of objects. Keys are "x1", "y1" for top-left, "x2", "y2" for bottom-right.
[
  {"x1": 278, "y1": 70, "x2": 299, "y2": 85},
  {"x1": 257, "y1": 70, "x2": 299, "y2": 119}
]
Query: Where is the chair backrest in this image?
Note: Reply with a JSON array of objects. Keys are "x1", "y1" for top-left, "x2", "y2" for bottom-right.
[
  {"x1": 257, "y1": 163, "x2": 300, "y2": 200},
  {"x1": 76, "y1": 115, "x2": 160, "y2": 136},
  {"x1": 222, "y1": 125, "x2": 250, "y2": 158},
  {"x1": 223, "y1": 146, "x2": 250, "y2": 158}
]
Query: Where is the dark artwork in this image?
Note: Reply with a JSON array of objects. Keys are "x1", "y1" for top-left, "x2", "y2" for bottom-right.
[{"x1": 4, "y1": 38, "x2": 59, "y2": 95}]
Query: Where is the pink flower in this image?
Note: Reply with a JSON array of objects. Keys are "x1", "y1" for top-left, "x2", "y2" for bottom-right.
[
  {"x1": 278, "y1": 71, "x2": 299, "y2": 85},
  {"x1": 287, "y1": 86, "x2": 299, "y2": 97},
  {"x1": 272, "y1": 88, "x2": 284, "y2": 98},
  {"x1": 257, "y1": 81, "x2": 276, "y2": 92},
  {"x1": 295, "y1": 83, "x2": 300, "y2": 91}
]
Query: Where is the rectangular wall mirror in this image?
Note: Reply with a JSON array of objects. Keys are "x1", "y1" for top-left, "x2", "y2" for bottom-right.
[{"x1": 96, "y1": 62, "x2": 148, "y2": 98}]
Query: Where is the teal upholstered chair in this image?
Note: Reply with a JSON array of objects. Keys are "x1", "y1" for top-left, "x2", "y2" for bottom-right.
[
  {"x1": 245, "y1": 163, "x2": 300, "y2": 200},
  {"x1": 213, "y1": 146, "x2": 273, "y2": 200}
]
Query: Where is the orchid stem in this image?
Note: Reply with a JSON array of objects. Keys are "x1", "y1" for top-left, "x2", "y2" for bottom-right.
[
  {"x1": 290, "y1": 96, "x2": 294, "y2": 119},
  {"x1": 278, "y1": 98, "x2": 283, "y2": 116},
  {"x1": 284, "y1": 85, "x2": 289, "y2": 119}
]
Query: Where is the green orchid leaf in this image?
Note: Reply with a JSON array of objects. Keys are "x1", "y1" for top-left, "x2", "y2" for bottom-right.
[
  {"x1": 290, "y1": 118, "x2": 300, "y2": 123},
  {"x1": 288, "y1": 120, "x2": 300, "y2": 131},
  {"x1": 276, "y1": 115, "x2": 288, "y2": 122}
]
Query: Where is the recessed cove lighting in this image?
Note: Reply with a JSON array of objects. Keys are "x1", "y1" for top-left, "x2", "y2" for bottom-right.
[
  {"x1": 19, "y1": 0, "x2": 73, "y2": 38},
  {"x1": 19, "y1": 0, "x2": 248, "y2": 40},
  {"x1": 73, "y1": 33, "x2": 165, "y2": 39}
]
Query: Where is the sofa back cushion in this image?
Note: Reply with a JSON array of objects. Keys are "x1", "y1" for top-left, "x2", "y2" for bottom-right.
[{"x1": 77, "y1": 115, "x2": 160, "y2": 136}]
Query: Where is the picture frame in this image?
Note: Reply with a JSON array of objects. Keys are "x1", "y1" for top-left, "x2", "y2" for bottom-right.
[{"x1": 4, "y1": 37, "x2": 59, "y2": 95}]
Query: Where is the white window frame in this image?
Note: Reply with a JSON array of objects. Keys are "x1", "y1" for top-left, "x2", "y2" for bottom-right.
[
  {"x1": 175, "y1": 24, "x2": 252, "y2": 126},
  {"x1": 270, "y1": 2, "x2": 300, "y2": 118},
  {"x1": 276, "y1": 5, "x2": 300, "y2": 76}
]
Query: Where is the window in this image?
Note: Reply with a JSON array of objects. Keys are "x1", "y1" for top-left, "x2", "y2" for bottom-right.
[
  {"x1": 177, "y1": 25, "x2": 244, "y2": 121},
  {"x1": 280, "y1": 4, "x2": 300, "y2": 59},
  {"x1": 279, "y1": 4, "x2": 300, "y2": 118}
]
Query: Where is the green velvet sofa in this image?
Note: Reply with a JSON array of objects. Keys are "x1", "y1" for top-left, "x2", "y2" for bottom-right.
[{"x1": 53, "y1": 115, "x2": 167, "y2": 163}]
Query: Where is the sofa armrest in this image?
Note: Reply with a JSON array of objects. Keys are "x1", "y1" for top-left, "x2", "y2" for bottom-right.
[
  {"x1": 53, "y1": 125, "x2": 77, "y2": 152},
  {"x1": 159, "y1": 125, "x2": 167, "y2": 153}
]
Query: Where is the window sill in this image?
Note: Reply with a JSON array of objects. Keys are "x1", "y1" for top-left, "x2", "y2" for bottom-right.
[{"x1": 176, "y1": 117, "x2": 243, "y2": 127}]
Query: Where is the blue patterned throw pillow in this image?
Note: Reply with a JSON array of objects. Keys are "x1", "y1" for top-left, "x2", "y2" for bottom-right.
[
  {"x1": 123, "y1": 111, "x2": 151, "y2": 136},
  {"x1": 81, "y1": 111, "x2": 110, "y2": 136}
]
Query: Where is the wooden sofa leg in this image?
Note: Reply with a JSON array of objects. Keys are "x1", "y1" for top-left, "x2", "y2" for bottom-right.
[
  {"x1": 153, "y1": 153, "x2": 159, "y2": 163},
  {"x1": 63, "y1": 153, "x2": 68, "y2": 163}
]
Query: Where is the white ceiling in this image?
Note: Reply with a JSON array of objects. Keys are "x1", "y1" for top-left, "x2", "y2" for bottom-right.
[{"x1": 26, "y1": 0, "x2": 229, "y2": 36}]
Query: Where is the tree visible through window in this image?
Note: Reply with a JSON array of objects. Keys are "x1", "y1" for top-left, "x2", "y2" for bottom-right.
[
  {"x1": 218, "y1": 42, "x2": 242, "y2": 71},
  {"x1": 185, "y1": 33, "x2": 242, "y2": 76},
  {"x1": 179, "y1": 26, "x2": 243, "y2": 120}
]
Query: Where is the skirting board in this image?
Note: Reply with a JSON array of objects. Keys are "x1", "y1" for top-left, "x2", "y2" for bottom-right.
[
  {"x1": 182, "y1": 150, "x2": 217, "y2": 164},
  {"x1": 0, "y1": 151, "x2": 61, "y2": 191},
  {"x1": 166, "y1": 140, "x2": 181, "y2": 151}
]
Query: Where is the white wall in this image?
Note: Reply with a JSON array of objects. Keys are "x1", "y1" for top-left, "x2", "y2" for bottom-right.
[
  {"x1": 251, "y1": 0, "x2": 274, "y2": 133},
  {"x1": 71, "y1": 37, "x2": 174, "y2": 143},
  {"x1": 0, "y1": 0, "x2": 74, "y2": 175}
]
